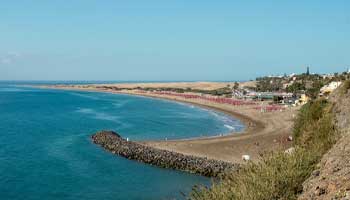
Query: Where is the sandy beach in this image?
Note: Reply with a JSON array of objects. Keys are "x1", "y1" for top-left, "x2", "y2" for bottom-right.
[
  {"x1": 40, "y1": 82, "x2": 297, "y2": 164},
  {"x1": 85, "y1": 81, "x2": 257, "y2": 91}
]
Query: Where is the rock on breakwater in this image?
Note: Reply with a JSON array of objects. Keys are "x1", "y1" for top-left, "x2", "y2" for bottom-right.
[{"x1": 91, "y1": 130, "x2": 238, "y2": 177}]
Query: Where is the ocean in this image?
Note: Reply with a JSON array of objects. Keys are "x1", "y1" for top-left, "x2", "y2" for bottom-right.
[{"x1": 0, "y1": 82, "x2": 244, "y2": 200}]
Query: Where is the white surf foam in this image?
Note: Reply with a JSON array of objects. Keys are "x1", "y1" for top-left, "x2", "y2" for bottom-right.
[{"x1": 224, "y1": 124, "x2": 236, "y2": 130}]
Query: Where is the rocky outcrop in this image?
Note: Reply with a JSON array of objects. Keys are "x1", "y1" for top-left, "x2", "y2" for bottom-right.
[
  {"x1": 298, "y1": 82, "x2": 350, "y2": 200},
  {"x1": 92, "y1": 131, "x2": 238, "y2": 177}
]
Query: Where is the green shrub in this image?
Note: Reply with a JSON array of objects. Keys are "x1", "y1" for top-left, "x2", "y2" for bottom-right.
[
  {"x1": 293, "y1": 99, "x2": 330, "y2": 145},
  {"x1": 190, "y1": 148, "x2": 319, "y2": 200},
  {"x1": 190, "y1": 99, "x2": 338, "y2": 200},
  {"x1": 340, "y1": 80, "x2": 350, "y2": 95}
]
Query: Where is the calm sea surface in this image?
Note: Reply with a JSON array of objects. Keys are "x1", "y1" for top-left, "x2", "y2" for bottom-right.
[{"x1": 0, "y1": 82, "x2": 244, "y2": 200}]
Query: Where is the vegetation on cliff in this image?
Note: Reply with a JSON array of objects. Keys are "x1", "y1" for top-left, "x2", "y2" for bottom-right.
[
  {"x1": 298, "y1": 79, "x2": 350, "y2": 199},
  {"x1": 190, "y1": 98, "x2": 338, "y2": 200},
  {"x1": 339, "y1": 80, "x2": 350, "y2": 95}
]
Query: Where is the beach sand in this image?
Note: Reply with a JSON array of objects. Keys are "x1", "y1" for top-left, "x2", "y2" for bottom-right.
[
  {"x1": 40, "y1": 82, "x2": 297, "y2": 164},
  {"x1": 77, "y1": 81, "x2": 256, "y2": 91}
]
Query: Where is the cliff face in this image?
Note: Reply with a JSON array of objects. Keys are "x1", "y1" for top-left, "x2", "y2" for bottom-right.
[{"x1": 299, "y1": 84, "x2": 350, "y2": 200}]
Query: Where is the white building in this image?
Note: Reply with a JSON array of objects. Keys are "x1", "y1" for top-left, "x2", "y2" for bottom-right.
[
  {"x1": 289, "y1": 73, "x2": 296, "y2": 78},
  {"x1": 322, "y1": 74, "x2": 335, "y2": 79},
  {"x1": 320, "y1": 81, "x2": 342, "y2": 95}
]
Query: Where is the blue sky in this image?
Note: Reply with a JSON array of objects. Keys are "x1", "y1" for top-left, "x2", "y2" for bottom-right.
[{"x1": 0, "y1": 1, "x2": 349, "y2": 81}]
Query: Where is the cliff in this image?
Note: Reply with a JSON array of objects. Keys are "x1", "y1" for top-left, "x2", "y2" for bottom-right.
[{"x1": 299, "y1": 81, "x2": 350, "y2": 199}]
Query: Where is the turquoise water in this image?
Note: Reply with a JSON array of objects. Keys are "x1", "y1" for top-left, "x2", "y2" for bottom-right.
[{"x1": 0, "y1": 82, "x2": 244, "y2": 200}]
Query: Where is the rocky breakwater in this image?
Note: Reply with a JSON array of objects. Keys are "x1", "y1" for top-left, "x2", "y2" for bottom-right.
[{"x1": 91, "y1": 130, "x2": 238, "y2": 177}]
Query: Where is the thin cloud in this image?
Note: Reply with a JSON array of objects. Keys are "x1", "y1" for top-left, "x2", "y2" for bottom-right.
[
  {"x1": 0, "y1": 52, "x2": 21, "y2": 65},
  {"x1": 0, "y1": 57, "x2": 12, "y2": 64}
]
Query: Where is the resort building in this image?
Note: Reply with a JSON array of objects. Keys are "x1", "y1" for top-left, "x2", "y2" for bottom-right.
[
  {"x1": 294, "y1": 94, "x2": 310, "y2": 106},
  {"x1": 320, "y1": 81, "x2": 342, "y2": 96}
]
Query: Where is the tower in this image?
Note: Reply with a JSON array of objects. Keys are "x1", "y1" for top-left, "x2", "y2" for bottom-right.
[{"x1": 306, "y1": 66, "x2": 310, "y2": 75}]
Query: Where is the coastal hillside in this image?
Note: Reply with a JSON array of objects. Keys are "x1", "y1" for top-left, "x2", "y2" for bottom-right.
[
  {"x1": 298, "y1": 81, "x2": 350, "y2": 199},
  {"x1": 190, "y1": 81, "x2": 350, "y2": 200},
  {"x1": 2, "y1": 1, "x2": 350, "y2": 199}
]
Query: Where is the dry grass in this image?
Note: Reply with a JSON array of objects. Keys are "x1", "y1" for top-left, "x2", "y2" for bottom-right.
[
  {"x1": 189, "y1": 99, "x2": 338, "y2": 200},
  {"x1": 339, "y1": 80, "x2": 350, "y2": 95}
]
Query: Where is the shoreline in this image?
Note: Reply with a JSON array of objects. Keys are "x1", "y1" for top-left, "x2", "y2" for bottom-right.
[
  {"x1": 35, "y1": 85, "x2": 262, "y2": 138},
  {"x1": 36, "y1": 84, "x2": 296, "y2": 164}
]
